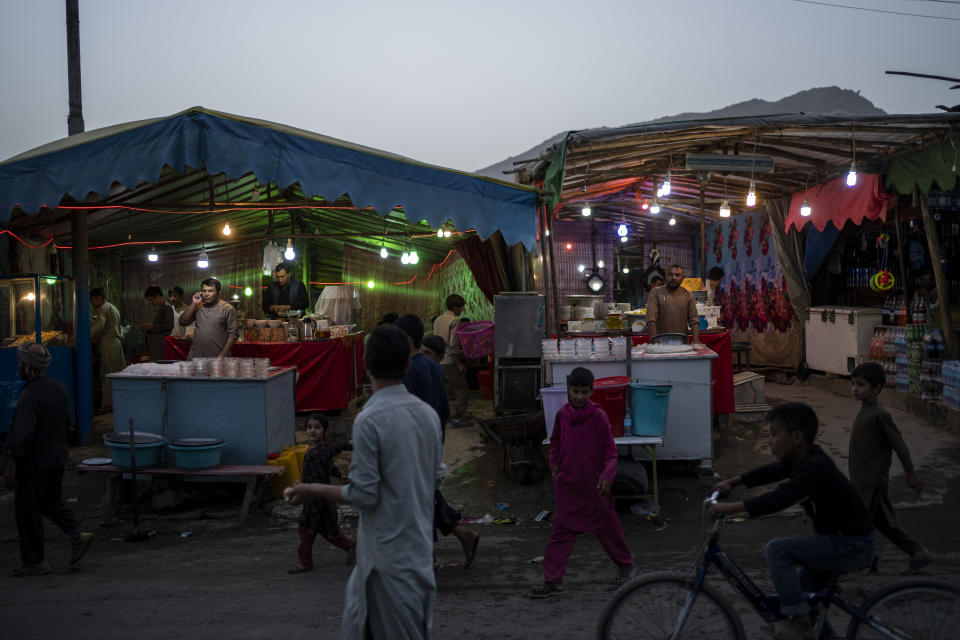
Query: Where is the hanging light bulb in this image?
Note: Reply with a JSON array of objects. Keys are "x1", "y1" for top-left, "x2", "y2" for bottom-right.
[
  {"x1": 800, "y1": 199, "x2": 812, "y2": 217},
  {"x1": 617, "y1": 223, "x2": 628, "y2": 237},
  {"x1": 437, "y1": 228, "x2": 444, "y2": 238},
  {"x1": 669, "y1": 216, "x2": 676, "y2": 226},
  {"x1": 565, "y1": 242, "x2": 573, "y2": 250},
  {"x1": 26, "y1": 291, "x2": 36, "y2": 301},
  {"x1": 620, "y1": 236, "x2": 628, "y2": 243},
  {"x1": 401, "y1": 251, "x2": 410, "y2": 265},
  {"x1": 197, "y1": 245, "x2": 209, "y2": 269},
  {"x1": 661, "y1": 171, "x2": 672, "y2": 197},
  {"x1": 719, "y1": 200, "x2": 731, "y2": 218},
  {"x1": 545, "y1": 229, "x2": 550, "y2": 236},
  {"x1": 232, "y1": 293, "x2": 239, "y2": 300},
  {"x1": 581, "y1": 204, "x2": 591, "y2": 217},
  {"x1": 622, "y1": 266, "x2": 630, "y2": 274},
  {"x1": 578, "y1": 264, "x2": 585, "y2": 273},
  {"x1": 147, "y1": 247, "x2": 158, "y2": 262},
  {"x1": 222, "y1": 221, "x2": 232, "y2": 236},
  {"x1": 641, "y1": 200, "x2": 650, "y2": 211},
  {"x1": 597, "y1": 260, "x2": 604, "y2": 269},
  {"x1": 284, "y1": 238, "x2": 296, "y2": 260},
  {"x1": 367, "y1": 280, "x2": 376, "y2": 289},
  {"x1": 409, "y1": 250, "x2": 419, "y2": 265},
  {"x1": 746, "y1": 181, "x2": 757, "y2": 207},
  {"x1": 444, "y1": 230, "x2": 451, "y2": 238},
  {"x1": 650, "y1": 198, "x2": 661, "y2": 214},
  {"x1": 846, "y1": 164, "x2": 858, "y2": 187},
  {"x1": 380, "y1": 244, "x2": 388, "y2": 259},
  {"x1": 244, "y1": 286, "x2": 253, "y2": 297}
]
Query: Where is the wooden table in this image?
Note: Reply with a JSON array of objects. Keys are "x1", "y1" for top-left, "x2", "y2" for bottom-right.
[{"x1": 76, "y1": 463, "x2": 285, "y2": 523}]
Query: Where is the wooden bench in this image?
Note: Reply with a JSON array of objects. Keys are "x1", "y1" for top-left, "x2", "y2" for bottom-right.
[
  {"x1": 731, "y1": 341, "x2": 752, "y2": 371},
  {"x1": 76, "y1": 463, "x2": 285, "y2": 523}
]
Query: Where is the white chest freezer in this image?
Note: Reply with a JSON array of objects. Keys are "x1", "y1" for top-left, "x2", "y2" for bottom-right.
[{"x1": 805, "y1": 306, "x2": 882, "y2": 375}]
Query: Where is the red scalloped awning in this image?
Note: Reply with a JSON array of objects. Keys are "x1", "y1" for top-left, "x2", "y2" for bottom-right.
[{"x1": 785, "y1": 174, "x2": 898, "y2": 232}]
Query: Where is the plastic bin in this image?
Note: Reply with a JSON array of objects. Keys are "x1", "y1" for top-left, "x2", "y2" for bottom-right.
[
  {"x1": 267, "y1": 449, "x2": 300, "y2": 498},
  {"x1": 167, "y1": 442, "x2": 228, "y2": 470},
  {"x1": 629, "y1": 384, "x2": 673, "y2": 436},
  {"x1": 540, "y1": 386, "x2": 568, "y2": 439},
  {"x1": 283, "y1": 444, "x2": 309, "y2": 480},
  {"x1": 592, "y1": 376, "x2": 630, "y2": 438}
]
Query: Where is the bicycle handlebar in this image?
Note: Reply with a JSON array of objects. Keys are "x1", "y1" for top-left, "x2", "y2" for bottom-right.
[{"x1": 704, "y1": 490, "x2": 721, "y2": 505}]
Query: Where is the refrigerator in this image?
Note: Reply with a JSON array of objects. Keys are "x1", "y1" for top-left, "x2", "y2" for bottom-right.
[
  {"x1": 805, "y1": 306, "x2": 882, "y2": 375},
  {"x1": 493, "y1": 293, "x2": 544, "y2": 412}
]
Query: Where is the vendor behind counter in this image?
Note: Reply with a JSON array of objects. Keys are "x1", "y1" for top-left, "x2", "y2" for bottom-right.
[
  {"x1": 644, "y1": 264, "x2": 700, "y2": 343},
  {"x1": 263, "y1": 262, "x2": 309, "y2": 319}
]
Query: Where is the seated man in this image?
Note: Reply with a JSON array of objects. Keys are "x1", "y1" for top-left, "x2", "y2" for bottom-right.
[{"x1": 709, "y1": 402, "x2": 874, "y2": 639}]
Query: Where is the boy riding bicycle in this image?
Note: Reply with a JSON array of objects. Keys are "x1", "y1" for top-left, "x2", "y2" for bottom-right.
[{"x1": 709, "y1": 402, "x2": 875, "y2": 640}]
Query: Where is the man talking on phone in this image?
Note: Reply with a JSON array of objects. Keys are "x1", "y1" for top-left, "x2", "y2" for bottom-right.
[{"x1": 179, "y1": 278, "x2": 238, "y2": 359}]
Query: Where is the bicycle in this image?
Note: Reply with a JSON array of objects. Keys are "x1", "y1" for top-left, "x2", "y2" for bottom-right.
[{"x1": 598, "y1": 491, "x2": 960, "y2": 639}]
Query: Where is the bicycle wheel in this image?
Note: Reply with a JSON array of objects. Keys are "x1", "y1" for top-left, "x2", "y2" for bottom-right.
[
  {"x1": 846, "y1": 578, "x2": 960, "y2": 639},
  {"x1": 597, "y1": 571, "x2": 745, "y2": 640}
]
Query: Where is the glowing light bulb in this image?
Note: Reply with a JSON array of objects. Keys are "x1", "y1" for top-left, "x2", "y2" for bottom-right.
[
  {"x1": 597, "y1": 260, "x2": 604, "y2": 269},
  {"x1": 746, "y1": 180, "x2": 757, "y2": 207},
  {"x1": 669, "y1": 216, "x2": 676, "y2": 226},
  {"x1": 650, "y1": 198, "x2": 661, "y2": 214},
  {"x1": 26, "y1": 291, "x2": 36, "y2": 301},
  {"x1": 545, "y1": 229, "x2": 550, "y2": 236},
  {"x1": 244, "y1": 287, "x2": 253, "y2": 297},
  {"x1": 367, "y1": 280, "x2": 375, "y2": 289},
  {"x1": 147, "y1": 247, "x2": 158, "y2": 262},
  {"x1": 719, "y1": 200, "x2": 731, "y2": 218},
  {"x1": 622, "y1": 267, "x2": 629, "y2": 274},
  {"x1": 846, "y1": 165, "x2": 857, "y2": 187},
  {"x1": 620, "y1": 236, "x2": 628, "y2": 243},
  {"x1": 581, "y1": 205, "x2": 591, "y2": 217},
  {"x1": 800, "y1": 199, "x2": 812, "y2": 217},
  {"x1": 565, "y1": 242, "x2": 572, "y2": 250},
  {"x1": 380, "y1": 245, "x2": 388, "y2": 259},
  {"x1": 284, "y1": 238, "x2": 295, "y2": 260},
  {"x1": 222, "y1": 222, "x2": 232, "y2": 236},
  {"x1": 661, "y1": 171, "x2": 671, "y2": 196},
  {"x1": 437, "y1": 228, "x2": 444, "y2": 238},
  {"x1": 444, "y1": 230, "x2": 451, "y2": 238},
  {"x1": 409, "y1": 250, "x2": 419, "y2": 265},
  {"x1": 578, "y1": 264, "x2": 585, "y2": 273},
  {"x1": 232, "y1": 294, "x2": 239, "y2": 300},
  {"x1": 656, "y1": 185, "x2": 664, "y2": 198},
  {"x1": 641, "y1": 201, "x2": 650, "y2": 211},
  {"x1": 197, "y1": 249, "x2": 209, "y2": 269},
  {"x1": 401, "y1": 251, "x2": 410, "y2": 265},
  {"x1": 617, "y1": 223, "x2": 628, "y2": 237}
]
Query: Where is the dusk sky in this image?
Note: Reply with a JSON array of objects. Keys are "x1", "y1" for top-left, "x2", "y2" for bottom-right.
[{"x1": 1, "y1": 0, "x2": 957, "y2": 173}]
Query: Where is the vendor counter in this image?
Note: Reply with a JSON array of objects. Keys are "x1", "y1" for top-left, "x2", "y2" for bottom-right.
[
  {"x1": 107, "y1": 367, "x2": 296, "y2": 466},
  {"x1": 164, "y1": 334, "x2": 364, "y2": 412}
]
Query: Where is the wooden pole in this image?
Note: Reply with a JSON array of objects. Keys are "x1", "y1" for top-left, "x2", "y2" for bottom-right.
[
  {"x1": 892, "y1": 205, "x2": 909, "y2": 303},
  {"x1": 699, "y1": 177, "x2": 707, "y2": 277},
  {"x1": 918, "y1": 187, "x2": 956, "y2": 358},
  {"x1": 546, "y1": 210, "x2": 561, "y2": 339},
  {"x1": 537, "y1": 204, "x2": 552, "y2": 338},
  {"x1": 67, "y1": 0, "x2": 92, "y2": 444}
]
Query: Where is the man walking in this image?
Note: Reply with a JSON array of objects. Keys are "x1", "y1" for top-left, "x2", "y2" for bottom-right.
[
  {"x1": 432, "y1": 294, "x2": 471, "y2": 427},
  {"x1": 4, "y1": 343, "x2": 94, "y2": 576},
  {"x1": 90, "y1": 288, "x2": 125, "y2": 413}
]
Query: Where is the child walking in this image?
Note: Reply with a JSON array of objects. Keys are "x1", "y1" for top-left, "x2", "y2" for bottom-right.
[
  {"x1": 531, "y1": 367, "x2": 635, "y2": 598},
  {"x1": 849, "y1": 362, "x2": 933, "y2": 573},
  {"x1": 288, "y1": 413, "x2": 356, "y2": 574}
]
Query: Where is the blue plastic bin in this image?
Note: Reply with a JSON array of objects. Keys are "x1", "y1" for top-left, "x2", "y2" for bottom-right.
[
  {"x1": 629, "y1": 384, "x2": 673, "y2": 436},
  {"x1": 167, "y1": 442, "x2": 228, "y2": 469}
]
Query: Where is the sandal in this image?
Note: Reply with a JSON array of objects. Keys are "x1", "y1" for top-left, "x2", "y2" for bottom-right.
[
  {"x1": 287, "y1": 565, "x2": 313, "y2": 574},
  {"x1": 529, "y1": 582, "x2": 565, "y2": 598}
]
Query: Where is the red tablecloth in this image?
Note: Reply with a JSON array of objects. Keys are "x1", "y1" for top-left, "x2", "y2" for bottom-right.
[
  {"x1": 631, "y1": 330, "x2": 735, "y2": 414},
  {"x1": 163, "y1": 335, "x2": 365, "y2": 412}
]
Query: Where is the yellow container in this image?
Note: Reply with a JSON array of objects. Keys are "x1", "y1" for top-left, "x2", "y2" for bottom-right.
[
  {"x1": 284, "y1": 444, "x2": 309, "y2": 481},
  {"x1": 267, "y1": 450, "x2": 300, "y2": 498}
]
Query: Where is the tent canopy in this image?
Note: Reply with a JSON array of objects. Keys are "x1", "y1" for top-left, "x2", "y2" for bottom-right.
[{"x1": 0, "y1": 107, "x2": 540, "y2": 250}]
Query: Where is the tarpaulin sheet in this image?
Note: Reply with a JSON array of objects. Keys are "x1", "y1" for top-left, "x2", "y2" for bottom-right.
[
  {"x1": 164, "y1": 334, "x2": 365, "y2": 412},
  {"x1": 785, "y1": 175, "x2": 897, "y2": 233},
  {"x1": 0, "y1": 107, "x2": 540, "y2": 249},
  {"x1": 887, "y1": 139, "x2": 960, "y2": 195},
  {"x1": 631, "y1": 330, "x2": 735, "y2": 414}
]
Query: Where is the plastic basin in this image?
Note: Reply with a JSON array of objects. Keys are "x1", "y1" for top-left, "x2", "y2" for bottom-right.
[
  {"x1": 540, "y1": 386, "x2": 568, "y2": 439},
  {"x1": 592, "y1": 376, "x2": 630, "y2": 438},
  {"x1": 629, "y1": 384, "x2": 673, "y2": 436},
  {"x1": 167, "y1": 441, "x2": 227, "y2": 469},
  {"x1": 104, "y1": 439, "x2": 166, "y2": 469}
]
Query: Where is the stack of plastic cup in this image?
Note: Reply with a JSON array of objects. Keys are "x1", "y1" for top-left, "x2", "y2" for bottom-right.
[
  {"x1": 558, "y1": 339, "x2": 576, "y2": 360},
  {"x1": 192, "y1": 358, "x2": 210, "y2": 377},
  {"x1": 223, "y1": 357, "x2": 239, "y2": 378},
  {"x1": 254, "y1": 358, "x2": 270, "y2": 377},
  {"x1": 209, "y1": 358, "x2": 224, "y2": 377},
  {"x1": 541, "y1": 339, "x2": 559, "y2": 360},
  {"x1": 611, "y1": 337, "x2": 628, "y2": 360},
  {"x1": 178, "y1": 360, "x2": 196, "y2": 377},
  {"x1": 576, "y1": 338, "x2": 593, "y2": 360}
]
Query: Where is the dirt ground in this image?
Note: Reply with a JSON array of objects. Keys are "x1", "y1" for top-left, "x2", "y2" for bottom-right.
[{"x1": 2, "y1": 380, "x2": 959, "y2": 639}]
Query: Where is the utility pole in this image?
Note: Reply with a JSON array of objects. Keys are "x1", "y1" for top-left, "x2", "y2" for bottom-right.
[{"x1": 67, "y1": 0, "x2": 92, "y2": 443}]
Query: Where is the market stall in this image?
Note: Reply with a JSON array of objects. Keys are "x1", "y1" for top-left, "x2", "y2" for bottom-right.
[
  {"x1": 108, "y1": 363, "x2": 296, "y2": 465},
  {"x1": 163, "y1": 333, "x2": 364, "y2": 412}
]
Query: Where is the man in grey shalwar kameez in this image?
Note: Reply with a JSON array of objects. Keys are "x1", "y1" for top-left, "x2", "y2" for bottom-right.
[{"x1": 286, "y1": 324, "x2": 444, "y2": 639}]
